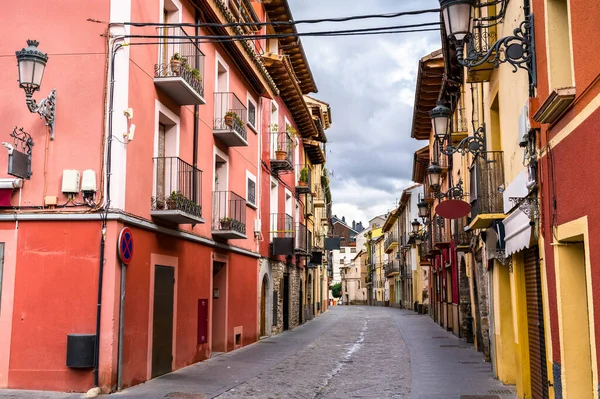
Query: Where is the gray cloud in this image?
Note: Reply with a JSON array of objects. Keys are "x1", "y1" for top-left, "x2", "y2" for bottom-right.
[{"x1": 289, "y1": 0, "x2": 441, "y2": 224}]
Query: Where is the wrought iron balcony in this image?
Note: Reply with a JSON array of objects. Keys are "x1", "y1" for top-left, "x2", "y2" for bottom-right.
[
  {"x1": 385, "y1": 260, "x2": 400, "y2": 277},
  {"x1": 270, "y1": 213, "x2": 294, "y2": 238},
  {"x1": 454, "y1": 217, "x2": 472, "y2": 252},
  {"x1": 213, "y1": 92, "x2": 248, "y2": 147},
  {"x1": 470, "y1": 151, "x2": 505, "y2": 224},
  {"x1": 211, "y1": 191, "x2": 247, "y2": 239},
  {"x1": 295, "y1": 164, "x2": 312, "y2": 194},
  {"x1": 269, "y1": 131, "x2": 294, "y2": 172},
  {"x1": 151, "y1": 157, "x2": 204, "y2": 225},
  {"x1": 466, "y1": 24, "x2": 497, "y2": 83},
  {"x1": 153, "y1": 27, "x2": 206, "y2": 105},
  {"x1": 384, "y1": 231, "x2": 399, "y2": 254},
  {"x1": 313, "y1": 184, "x2": 325, "y2": 208},
  {"x1": 432, "y1": 215, "x2": 451, "y2": 249},
  {"x1": 304, "y1": 194, "x2": 315, "y2": 218},
  {"x1": 294, "y1": 223, "x2": 312, "y2": 255}
]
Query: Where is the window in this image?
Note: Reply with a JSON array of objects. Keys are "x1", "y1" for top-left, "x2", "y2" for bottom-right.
[
  {"x1": 340, "y1": 248, "x2": 346, "y2": 253},
  {"x1": 247, "y1": 94, "x2": 257, "y2": 131},
  {"x1": 351, "y1": 247, "x2": 356, "y2": 253},
  {"x1": 246, "y1": 171, "x2": 257, "y2": 208},
  {"x1": 546, "y1": 0, "x2": 574, "y2": 89}
]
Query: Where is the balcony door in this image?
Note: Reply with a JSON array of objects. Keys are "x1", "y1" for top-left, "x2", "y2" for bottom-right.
[{"x1": 155, "y1": 115, "x2": 178, "y2": 208}]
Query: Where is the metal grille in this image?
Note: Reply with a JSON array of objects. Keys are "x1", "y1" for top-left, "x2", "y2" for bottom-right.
[
  {"x1": 385, "y1": 230, "x2": 398, "y2": 252},
  {"x1": 269, "y1": 132, "x2": 294, "y2": 165},
  {"x1": 214, "y1": 92, "x2": 247, "y2": 140},
  {"x1": 247, "y1": 178, "x2": 256, "y2": 206},
  {"x1": 470, "y1": 151, "x2": 504, "y2": 217},
  {"x1": 295, "y1": 223, "x2": 310, "y2": 253},
  {"x1": 212, "y1": 191, "x2": 246, "y2": 234},
  {"x1": 270, "y1": 213, "x2": 294, "y2": 238},
  {"x1": 524, "y1": 247, "x2": 549, "y2": 399},
  {"x1": 154, "y1": 27, "x2": 205, "y2": 97},
  {"x1": 152, "y1": 157, "x2": 202, "y2": 218}
]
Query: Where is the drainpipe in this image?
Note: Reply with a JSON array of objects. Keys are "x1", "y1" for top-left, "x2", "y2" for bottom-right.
[
  {"x1": 193, "y1": 9, "x2": 200, "y2": 200},
  {"x1": 117, "y1": 261, "x2": 126, "y2": 390}
]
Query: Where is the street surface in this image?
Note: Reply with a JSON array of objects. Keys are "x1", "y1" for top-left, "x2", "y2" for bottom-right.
[{"x1": 0, "y1": 307, "x2": 515, "y2": 399}]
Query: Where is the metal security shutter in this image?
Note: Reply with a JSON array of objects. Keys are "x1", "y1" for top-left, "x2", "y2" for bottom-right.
[{"x1": 524, "y1": 247, "x2": 548, "y2": 399}]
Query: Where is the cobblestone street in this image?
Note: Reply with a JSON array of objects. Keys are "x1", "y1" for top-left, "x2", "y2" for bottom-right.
[{"x1": 0, "y1": 307, "x2": 516, "y2": 399}]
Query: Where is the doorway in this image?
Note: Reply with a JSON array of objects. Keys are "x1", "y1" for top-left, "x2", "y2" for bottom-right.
[
  {"x1": 152, "y1": 265, "x2": 174, "y2": 378},
  {"x1": 283, "y1": 274, "x2": 290, "y2": 330},
  {"x1": 299, "y1": 282, "x2": 303, "y2": 325},
  {"x1": 212, "y1": 261, "x2": 227, "y2": 353},
  {"x1": 260, "y1": 274, "x2": 268, "y2": 337}
]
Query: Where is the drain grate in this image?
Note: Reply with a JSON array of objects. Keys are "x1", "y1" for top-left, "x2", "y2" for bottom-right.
[
  {"x1": 439, "y1": 344, "x2": 460, "y2": 347},
  {"x1": 432, "y1": 336, "x2": 449, "y2": 339},
  {"x1": 459, "y1": 396, "x2": 501, "y2": 399},
  {"x1": 489, "y1": 390, "x2": 513, "y2": 394},
  {"x1": 459, "y1": 361, "x2": 479, "y2": 364}
]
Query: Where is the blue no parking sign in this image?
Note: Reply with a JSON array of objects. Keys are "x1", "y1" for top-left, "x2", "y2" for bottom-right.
[{"x1": 117, "y1": 227, "x2": 134, "y2": 265}]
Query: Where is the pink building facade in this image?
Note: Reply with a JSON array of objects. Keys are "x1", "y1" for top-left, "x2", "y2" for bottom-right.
[{"x1": 0, "y1": 0, "x2": 330, "y2": 393}]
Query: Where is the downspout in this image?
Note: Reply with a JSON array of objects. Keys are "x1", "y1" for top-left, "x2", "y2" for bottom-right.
[{"x1": 193, "y1": 9, "x2": 200, "y2": 199}]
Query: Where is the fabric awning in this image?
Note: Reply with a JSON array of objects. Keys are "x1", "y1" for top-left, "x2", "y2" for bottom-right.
[{"x1": 503, "y1": 209, "x2": 532, "y2": 256}]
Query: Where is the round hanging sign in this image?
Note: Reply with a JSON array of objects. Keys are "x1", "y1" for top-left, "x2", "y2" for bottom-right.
[
  {"x1": 117, "y1": 227, "x2": 134, "y2": 265},
  {"x1": 435, "y1": 199, "x2": 472, "y2": 220}
]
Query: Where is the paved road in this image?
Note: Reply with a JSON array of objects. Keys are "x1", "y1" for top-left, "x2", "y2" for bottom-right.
[{"x1": 0, "y1": 307, "x2": 515, "y2": 399}]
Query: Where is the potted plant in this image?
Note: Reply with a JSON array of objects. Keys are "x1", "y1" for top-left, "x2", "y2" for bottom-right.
[
  {"x1": 167, "y1": 190, "x2": 184, "y2": 209},
  {"x1": 224, "y1": 111, "x2": 238, "y2": 128},
  {"x1": 275, "y1": 143, "x2": 287, "y2": 160},
  {"x1": 298, "y1": 167, "x2": 309, "y2": 187},
  {"x1": 190, "y1": 68, "x2": 202, "y2": 83},
  {"x1": 220, "y1": 217, "x2": 232, "y2": 230},
  {"x1": 170, "y1": 53, "x2": 184, "y2": 75}
]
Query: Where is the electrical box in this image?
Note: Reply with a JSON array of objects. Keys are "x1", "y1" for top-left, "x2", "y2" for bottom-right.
[
  {"x1": 81, "y1": 170, "x2": 97, "y2": 192},
  {"x1": 66, "y1": 334, "x2": 95, "y2": 368},
  {"x1": 254, "y1": 218, "x2": 261, "y2": 233},
  {"x1": 61, "y1": 170, "x2": 81, "y2": 194}
]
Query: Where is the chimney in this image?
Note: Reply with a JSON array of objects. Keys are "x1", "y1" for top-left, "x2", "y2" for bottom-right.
[
  {"x1": 352, "y1": 221, "x2": 356, "y2": 230},
  {"x1": 342, "y1": 216, "x2": 346, "y2": 223}
]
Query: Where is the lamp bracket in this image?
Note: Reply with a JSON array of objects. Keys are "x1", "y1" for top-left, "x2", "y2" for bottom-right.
[
  {"x1": 457, "y1": 14, "x2": 536, "y2": 86},
  {"x1": 432, "y1": 179, "x2": 465, "y2": 200},
  {"x1": 439, "y1": 125, "x2": 486, "y2": 156},
  {"x1": 508, "y1": 195, "x2": 539, "y2": 220},
  {"x1": 25, "y1": 89, "x2": 56, "y2": 140}
]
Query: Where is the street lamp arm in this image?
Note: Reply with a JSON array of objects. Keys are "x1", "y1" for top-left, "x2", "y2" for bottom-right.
[
  {"x1": 455, "y1": 14, "x2": 536, "y2": 84},
  {"x1": 24, "y1": 89, "x2": 57, "y2": 140},
  {"x1": 439, "y1": 125, "x2": 486, "y2": 156}
]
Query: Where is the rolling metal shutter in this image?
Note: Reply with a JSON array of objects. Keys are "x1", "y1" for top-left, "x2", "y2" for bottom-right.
[{"x1": 524, "y1": 247, "x2": 548, "y2": 399}]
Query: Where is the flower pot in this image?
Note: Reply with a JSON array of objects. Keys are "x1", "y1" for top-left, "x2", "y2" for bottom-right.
[
  {"x1": 275, "y1": 150, "x2": 287, "y2": 161},
  {"x1": 224, "y1": 115, "x2": 233, "y2": 128},
  {"x1": 170, "y1": 59, "x2": 182, "y2": 76},
  {"x1": 220, "y1": 220, "x2": 232, "y2": 230},
  {"x1": 298, "y1": 180, "x2": 308, "y2": 187},
  {"x1": 166, "y1": 199, "x2": 177, "y2": 209}
]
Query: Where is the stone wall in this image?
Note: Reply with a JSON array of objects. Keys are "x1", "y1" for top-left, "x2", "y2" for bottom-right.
[
  {"x1": 472, "y1": 249, "x2": 491, "y2": 361},
  {"x1": 270, "y1": 259, "x2": 303, "y2": 334},
  {"x1": 457, "y1": 253, "x2": 471, "y2": 340}
]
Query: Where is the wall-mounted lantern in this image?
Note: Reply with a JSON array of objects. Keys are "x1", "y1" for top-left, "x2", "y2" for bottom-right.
[{"x1": 15, "y1": 40, "x2": 57, "y2": 139}]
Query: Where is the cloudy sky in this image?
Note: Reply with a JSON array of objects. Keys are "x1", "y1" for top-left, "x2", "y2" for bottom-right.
[{"x1": 288, "y1": 0, "x2": 441, "y2": 226}]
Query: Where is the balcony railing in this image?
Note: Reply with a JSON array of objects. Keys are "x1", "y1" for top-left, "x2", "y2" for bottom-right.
[
  {"x1": 313, "y1": 184, "x2": 325, "y2": 208},
  {"x1": 466, "y1": 24, "x2": 497, "y2": 82},
  {"x1": 454, "y1": 217, "x2": 472, "y2": 251},
  {"x1": 295, "y1": 223, "x2": 311, "y2": 255},
  {"x1": 270, "y1": 213, "x2": 294, "y2": 238},
  {"x1": 295, "y1": 164, "x2": 312, "y2": 194},
  {"x1": 304, "y1": 194, "x2": 315, "y2": 218},
  {"x1": 432, "y1": 215, "x2": 451, "y2": 248},
  {"x1": 213, "y1": 92, "x2": 248, "y2": 147},
  {"x1": 153, "y1": 27, "x2": 205, "y2": 105},
  {"x1": 151, "y1": 157, "x2": 204, "y2": 225},
  {"x1": 211, "y1": 191, "x2": 247, "y2": 239},
  {"x1": 269, "y1": 131, "x2": 294, "y2": 172},
  {"x1": 384, "y1": 231, "x2": 398, "y2": 253},
  {"x1": 385, "y1": 260, "x2": 400, "y2": 277},
  {"x1": 470, "y1": 151, "x2": 505, "y2": 219}
]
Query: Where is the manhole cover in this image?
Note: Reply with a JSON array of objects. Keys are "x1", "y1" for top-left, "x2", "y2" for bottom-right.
[
  {"x1": 489, "y1": 390, "x2": 513, "y2": 394},
  {"x1": 432, "y1": 336, "x2": 449, "y2": 339},
  {"x1": 166, "y1": 393, "x2": 206, "y2": 399},
  {"x1": 459, "y1": 361, "x2": 479, "y2": 364}
]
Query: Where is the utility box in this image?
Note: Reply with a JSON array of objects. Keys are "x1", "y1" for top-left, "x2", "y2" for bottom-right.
[
  {"x1": 81, "y1": 169, "x2": 97, "y2": 192},
  {"x1": 61, "y1": 170, "x2": 81, "y2": 194},
  {"x1": 66, "y1": 334, "x2": 95, "y2": 368}
]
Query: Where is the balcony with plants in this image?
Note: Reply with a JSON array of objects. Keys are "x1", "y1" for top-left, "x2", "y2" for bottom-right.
[
  {"x1": 268, "y1": 126, "x2": 295, "y2": 173},
  {"x1": 153, "y1": 27, "x2": 205, "y2": 105},
  {"x1": 151, "y1": 157, "x2": 204, "y2": 225},
  {"x1": 213, "y1": 92, "x2": 248, "y2": 147},
  {"x1": 295, "y1": 164, "x2": 312, "y2": 195},
  {"x1": 469, "y1": 151, "x2": 505, "y2": 229},
  {"x1": 211, "y1": 191, "x2": 247, "y2": 239}
]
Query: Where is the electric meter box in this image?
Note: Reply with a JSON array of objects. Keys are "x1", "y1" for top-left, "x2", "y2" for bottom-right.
[{"x1": 61, "y1": 170, "x2": 81, "y2": 194}]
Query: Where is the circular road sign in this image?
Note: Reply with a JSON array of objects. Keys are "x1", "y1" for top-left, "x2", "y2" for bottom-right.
[{"x1": 118, "y1": 227, "x2": 134, "y2": 265}]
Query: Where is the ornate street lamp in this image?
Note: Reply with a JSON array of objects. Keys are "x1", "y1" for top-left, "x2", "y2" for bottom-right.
[
  {"x1": 430, "y1": 102, "x2": 451, "y2": 140},
  {"x1": 16, "y1": 40, "x2": 56, "y2": 139},
  {"x1": 411, "y1": 219, "x2": 421, "y2": 235},
  {"x1": 427, "y1": 162, "x2": 442, "y2": 191},
  {"x1": 438, "y1": 0, "x2": 535, "y2": 82},
  {"x1": 417, "y1": 198, "x2": 429, "y2": 219}
]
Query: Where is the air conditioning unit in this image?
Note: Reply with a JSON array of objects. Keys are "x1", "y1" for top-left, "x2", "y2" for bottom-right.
[{"x1": 254, "y1": 219, "x2": 262, "y2": 234}]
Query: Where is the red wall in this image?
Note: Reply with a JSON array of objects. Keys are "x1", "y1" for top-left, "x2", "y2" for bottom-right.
[
  {"x1": 8, "y1": 221, "x2": 101, "y2": 391},
  {"x1": 226, "y1": 252, "x2": 259, "y2": 350}
]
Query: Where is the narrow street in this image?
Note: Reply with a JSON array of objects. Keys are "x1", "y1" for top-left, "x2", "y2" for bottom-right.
[{"x1": 1, "y1": 307, "x2": 515, "y2": 399}]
